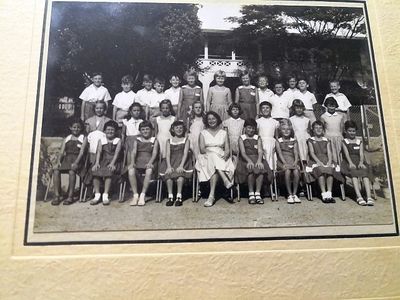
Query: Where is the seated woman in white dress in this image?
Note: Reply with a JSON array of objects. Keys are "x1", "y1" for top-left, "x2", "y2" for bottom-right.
[{"x1": 195, "y1": 111, "x2": 235, "y2": 207}]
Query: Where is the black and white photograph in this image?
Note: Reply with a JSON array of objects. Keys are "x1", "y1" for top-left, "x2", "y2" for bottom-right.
[{"x1": 26, "y1": 0, "x2": 398, "y2": 244}]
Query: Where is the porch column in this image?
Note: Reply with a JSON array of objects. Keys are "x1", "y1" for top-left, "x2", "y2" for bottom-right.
[{"x1": 204, "y1": 41, "x2": 209, "y2": 59}]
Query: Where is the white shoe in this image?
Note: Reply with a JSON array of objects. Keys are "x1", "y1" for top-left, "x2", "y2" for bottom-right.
[
  {"x1": 130, "y1": 194, "x2": 139, "y2": 206},
  {"x1": 287, "y1": 195, "x2": 295, "y2": 204},
  {"x1": 138, "y1": 193, "x2": 146, "y2": 206},
  {"x1": 102, "y1": 193, "x2": 110, "y2": 205},
  {"x1": 204, "y1": 197, "x2": 215, "y2": 207},
  {"x1": 293, "y1": 195, "x2": 301, "y2": 203},
  {"x1": 90, "y1": 193, "x2": 102, "y2": 205}
]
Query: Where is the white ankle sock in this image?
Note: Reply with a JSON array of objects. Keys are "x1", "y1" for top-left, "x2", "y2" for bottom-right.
[
  {"x1": 168, "y1": 193, "x2": 173, "y2": 198},
  {"x1": 94, "y1": 193, "x2": 101, "y2": 200},
  {"x1": 102, "y1": 193, "x2": 109, "y2": 200},
  {"x1": 176, "y1": 193, "x2": 182, "y2": 198},
  {"x1": 326, "y1": 191, "x2": 332, "y2": 198},
  {"x1": 321, "y1": 192, "x2": 327, "y2": 199}
]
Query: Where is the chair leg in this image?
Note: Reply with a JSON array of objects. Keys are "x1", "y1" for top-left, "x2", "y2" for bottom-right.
[
  {"x1": 340, "y1": 183, "x2": 346, "y2": 201},
  {"x1": 236, "y1": 183, "x2": 240, "y2": 202},
  {"x1": 270, "y1": 184, "x2": 274, "y2": 202},
  {"x1": 273, "y1": 175, "x2": 278, "y2": 201},
  {"x1": 195, "y1": 177, "x2": 200, "y2": 203},
  {"x1": 83, "y1": 186, "x2": 87, "y2": 202},
  {"x1": 44, "y1": 174, "x2": 53, "y2": 202},
  {"x1": 79, "y1": 183, "x2": 85, "y2": 202},
  {"x1": 155, "y1": 179, "x2": 159, "y2": 202},
  {"x1": 118, "y1": 181, "x2": 123, "y2": 202},
  {"x1": 306, "y1": 183, "x2": 312, "y2": 201},
  {"x1": 192, "y1": 172, "x2": 196, "y2": 202},
  {"x1": 156, "y1": 180, "x2": 162, "y2": 202},
  {"x1": 122, "y1": 181, "x2": 126, "y2": 201}
]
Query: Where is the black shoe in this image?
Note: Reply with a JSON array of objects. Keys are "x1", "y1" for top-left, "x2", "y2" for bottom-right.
[
  {"x1": 175, "y1": 197, "x2": 183, "y2": 207},
  {"x1": 166, "y1": 197, "x2": 174, "y2": 206},
  {"x1": 328, "y1": 197, "x2": 336, "y2": 203}
]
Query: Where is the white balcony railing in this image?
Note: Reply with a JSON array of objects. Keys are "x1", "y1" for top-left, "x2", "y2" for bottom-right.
[{"x1": 197, "y1": 58, "x2": 247, "y2": 76}]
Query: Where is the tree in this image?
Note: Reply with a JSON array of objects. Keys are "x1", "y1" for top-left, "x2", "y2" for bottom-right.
[
  {"x1": 43, "y1": 2, "x2": 203, "y2": 135},
  {"x1": 227, "y1": 5, "x2": 370, "y2": 100},
  {"x1": 45, "y1": 2, "x2": 203, "y2": 97}
]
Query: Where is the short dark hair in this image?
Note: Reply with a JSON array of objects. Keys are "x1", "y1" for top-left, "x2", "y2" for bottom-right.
[
  {"x1": 203, "y1": 111, "x2": 222, "y2": 128},
  {"x1": 129, "y1": 102, "x2": 142, "y2": 111},
  {"x1": 227, "y1": 103, "x2": 242, "y2": 117},
  {"x1": 104, "y1": 120, "x2": 119, "y2": 131},
  {"x1": 273, "y1": 81, "x2": 284, "y2": 88},
  {"x1": 297, "y1": 77, "x2": 308, "y2": 83},
  {"x1": 169, "y1": 120, "x2": 187, "y2": 136},
  {"x1": 69, "y1": 118, "x2": 84, "y2": 128},
  {"x1": 159, "y1": 99, "x2": 174, "y2": 115},
  {"x1": 92, "y1": 72, "x2": 102, "y2": 78},
  {"x1": 244, "y1": 118, "x2": 257, "y2": 128},
  {"x1": 139, "y1": 120, "x2": 153, "y2": 130},
  {"x1": 259, "y1": 101, "x2": 272, "y2": 110},
  {"x1": 292, "y1": 99, "x2": 305, "y2": 109},
  {"x1": 344, "y1": 120, "x2": 358, "y2": 131},
  {"x1": 169, "y1": 74, "x2": 180, "y2": 81},
  {"x1": 311, "y1": 120, "x2": 325, "y2": 131},
  {"x1": 324, "y1": 97, "x2": 339, "y2": 108}
]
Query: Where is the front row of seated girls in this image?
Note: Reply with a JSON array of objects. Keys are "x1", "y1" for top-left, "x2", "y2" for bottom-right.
[{"x1": 51, "y1": 100, "x2": 375, "y2": 207}]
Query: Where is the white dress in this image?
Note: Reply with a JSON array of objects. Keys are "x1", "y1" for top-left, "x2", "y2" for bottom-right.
[
  {"x1": 256, "y1": 117, "x2": 279, "y2": 168},
  {"x1": 156, "y1": 115, "x2": 176, "y2": 158},
  {"x1": 195, "y1": 129, "x2": 235, "y2": 185},
  {"x1": 222, "y1": 117, "x2": 244, "y2": 155},
  {"x1": 289, "y1": 115, "x2": 311, "y2": 161}
]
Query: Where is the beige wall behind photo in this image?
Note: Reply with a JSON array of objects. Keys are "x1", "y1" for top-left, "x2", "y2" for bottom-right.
[{"x1": 0, "y1": 0, "x2": 399, "y2": 299}]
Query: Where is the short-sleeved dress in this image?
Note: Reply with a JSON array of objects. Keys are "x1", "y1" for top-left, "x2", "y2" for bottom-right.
[
  {"x1": 237, "y1": 85, "x2": 257, "y2": 120},
  {"x1": 92, "y1": 137, "x2": 121, "y2": 177},
  {"x1": 306, "y1": 137, "x2": 343, "y2": 182},
  {"x1": 256, "y1": 117, "x2": 279, "y2": 168},
  {"x1": 235, "y1": 134, "x2": 273, "y2": 184},
  {"x1": 135, "y1": 137, "x2": 157, "y2": 171},
  {"x1": 156, "y1": 115, "x2": 175, "y2": 158},
  {"x1": 276, "y1": 137, "x2": 299, "y2": 171},
  {"x1": 208, "y1": 86, "x2": 232, "y2": 121},
  {"x1": 58, "y1": 134, "x2": 85, "y2": 172},
  {"x1": 321, "y1": 112, "x2": 344, "y2": 164},
  {"x1": 189, "y1": 117, "x2": 204, "y2": 160},
  {"x1": 289, "y1": 115, "x2": 311, "y2": 161},
  {"x1": 223, "y1": 117, "x2": 245, "y2": 156},
  {"x1": 180, "y1": 85, "x2": 202, "y2": 122},
  {"x1": 159, "y1": 137, "x2": 193, "y2": 180},
  {"x1": 341, "y1": 138, "x2": 374, "y2": 180},
  {"x1": 195, "y1": 129, "x2": 235, "y2": 185}
]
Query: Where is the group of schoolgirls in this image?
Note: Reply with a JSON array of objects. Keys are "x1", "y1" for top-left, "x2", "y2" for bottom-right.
[{"x1": 51, "y1": 69, "x2": 375, "y2": 207}]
